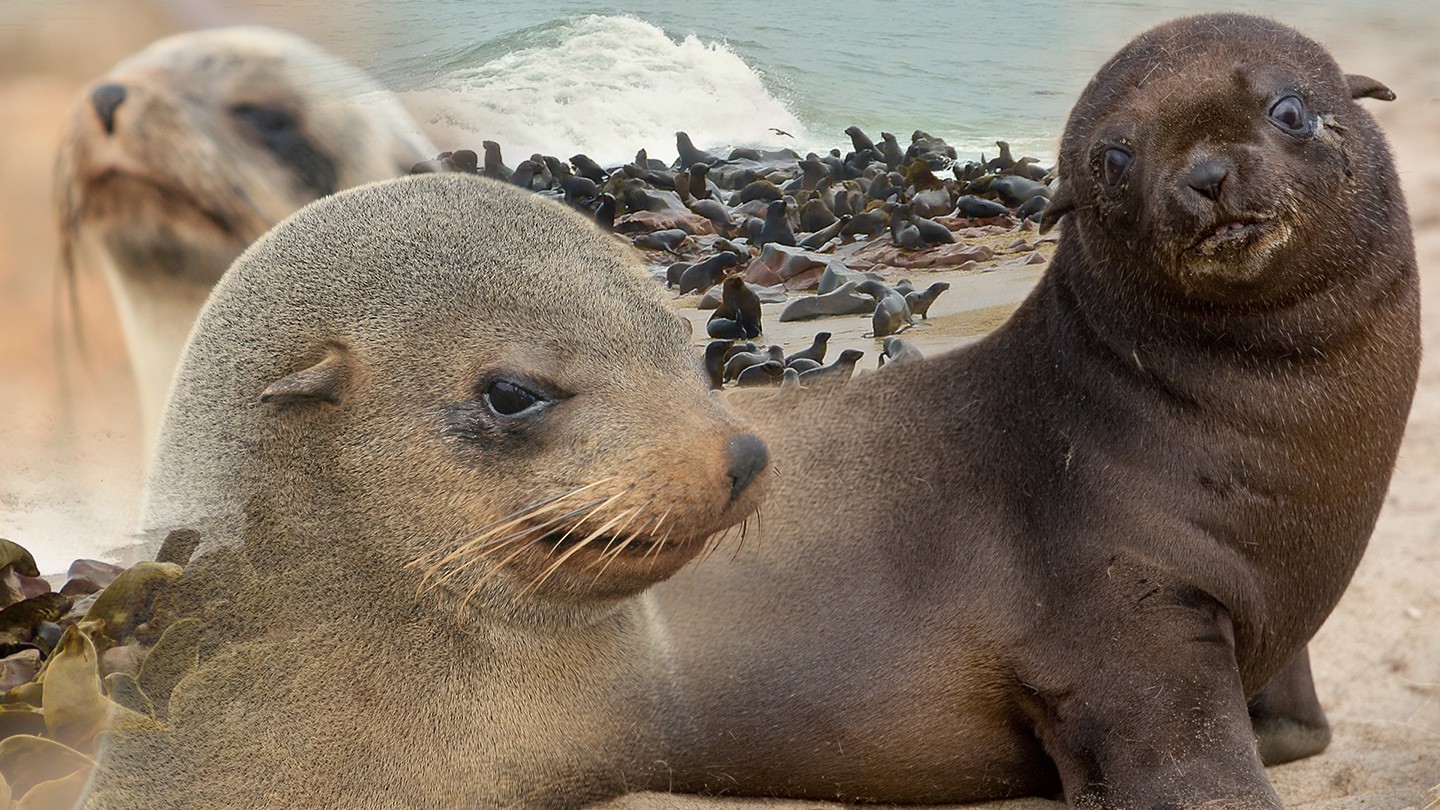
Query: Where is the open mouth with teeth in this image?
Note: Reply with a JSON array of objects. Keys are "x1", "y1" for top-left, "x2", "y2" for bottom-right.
[{"x1": 1188, "y1": 217, "x2": 1276, "y2": 256}]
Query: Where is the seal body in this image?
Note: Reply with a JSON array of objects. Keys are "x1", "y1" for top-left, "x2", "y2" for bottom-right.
[
  {"x1": 55, "y1": 27, "x2": 434, "y2": 438},
  {"x1": 90, "y1": 174, "x2": 768, "y2": 808},
  {"x1": 655, "y1": 14, "x2": 1418, "y2": 807}
]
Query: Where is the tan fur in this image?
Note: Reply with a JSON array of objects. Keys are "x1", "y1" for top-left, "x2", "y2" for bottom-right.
[
  {"x1": 54, "y1": 27, "x2": 434, "y2": 442},
  {"x1": 86, "y1": 174, "x2": 767, "y2": 808}
]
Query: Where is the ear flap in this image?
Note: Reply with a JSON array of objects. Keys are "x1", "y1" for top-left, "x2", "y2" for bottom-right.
[
  {"x1": 260, "y1": 345, "x2": 350, "y2": 406},
  {"x1": 1038, "y1": 183, "x2": 1076, "y2": 234},
  {"x1": 1346, "y1": 74, "x2": 1396, "y2": 101}
]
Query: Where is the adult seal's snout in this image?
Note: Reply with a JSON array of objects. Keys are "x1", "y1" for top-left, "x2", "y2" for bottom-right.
[{"x1": 725, "y1": 433, "x2": 768, "y2": 501}]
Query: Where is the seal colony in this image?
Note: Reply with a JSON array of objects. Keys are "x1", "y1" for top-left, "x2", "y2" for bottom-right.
[
  {"x1": 54, "y1": 27, "x2": 434, "y2": 438},
  {"x1": 69, "y1": 174, "x2": 768, "y2": 808},
  {"x1": 647, "y1": 13, "x2": 1419, "y2": 807}
]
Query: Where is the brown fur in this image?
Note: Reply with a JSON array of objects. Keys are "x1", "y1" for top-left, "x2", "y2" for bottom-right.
[
  {"x1": 653, "y1": 14, "x2": 1419, "y2": 807},
  {"x1": 86, "y1": 174, "x2": 768, "y2": 808},
  {"x1": 54, "y1": 27, "x2": 434, "y2": 439}
]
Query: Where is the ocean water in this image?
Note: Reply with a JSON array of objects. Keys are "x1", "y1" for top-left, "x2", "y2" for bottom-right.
[{"x1": 174, "y1": 0, "x2": 1421, "y2": 167}]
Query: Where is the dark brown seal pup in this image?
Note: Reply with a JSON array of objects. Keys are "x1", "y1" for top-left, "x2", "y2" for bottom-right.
[
  {"x1": 88, "y1": 174, "x2": 769, "y2": 808},
  {"x1": 653, "y1": 14, "x2": 1418, "y2": 807}
]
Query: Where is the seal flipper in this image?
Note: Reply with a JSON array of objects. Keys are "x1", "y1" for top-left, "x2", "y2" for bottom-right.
[
  {"x1": 1247, "y1": 645, "x2": 1332, "y2": 765},
  {"x1": 1345, "y1": 74, "x2": 1396, "y2": 101},
  {"x1": 1021, "y1": 585, "x2": 1282, "y2": 810},
  {"x1": 259, "y1": 346, "x2": 349, "y2": 405}
]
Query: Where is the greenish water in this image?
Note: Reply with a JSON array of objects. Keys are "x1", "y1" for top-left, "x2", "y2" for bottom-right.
[{"x1": 168, "y1": 0, "x2": 1420, "y2": 165}]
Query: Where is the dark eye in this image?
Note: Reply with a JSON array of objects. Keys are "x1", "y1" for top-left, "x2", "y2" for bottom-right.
[
  {"x1": 1102, "y1": 147, "x2": 1131, "y2": 186},
  {"x1": 230, "y1": 103, "x2": 338, "y2": 197},
  {"x1": 1268, "y1": 95, "x2": 1310, "y2": 135},
  {"x1": 484, "y1": 380, "x2": 543, "y2": 417},
  {"x1": 232, "y1": 103, "x2": 298, "y2": 136}
]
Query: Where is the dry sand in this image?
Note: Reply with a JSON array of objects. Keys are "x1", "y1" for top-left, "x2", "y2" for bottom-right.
[{"x1": 0, "y1": 4, "x2": 1434, "y2": 807}]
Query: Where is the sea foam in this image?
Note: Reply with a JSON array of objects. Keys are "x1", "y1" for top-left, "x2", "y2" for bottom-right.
[{"x1": 403, "y1": 15, "x2": 810, "y2": 168}]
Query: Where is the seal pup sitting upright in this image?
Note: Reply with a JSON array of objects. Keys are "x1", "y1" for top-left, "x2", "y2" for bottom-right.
[
  {"x1": 653, "y1": 14, "x2": 1418, "y2": 807},
  {"x1": 87, "y1": 174, "x2": 769, "y2": 808},
  {"x1": 54, "y1": 27, "x2": 435, "y2": 440}
]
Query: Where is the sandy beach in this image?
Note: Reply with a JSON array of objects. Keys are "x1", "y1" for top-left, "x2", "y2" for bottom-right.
[{"x1": 0, "y1": 2, "x2": 1435, "y2": 807}]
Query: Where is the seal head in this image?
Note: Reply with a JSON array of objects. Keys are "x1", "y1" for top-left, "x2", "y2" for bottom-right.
[
  {"x1": 55, "y1": 27, "x2": 434, "y2": 436},
  {"x1": 1044, "y1": 14, "x2": 1397, "y2": 305}
]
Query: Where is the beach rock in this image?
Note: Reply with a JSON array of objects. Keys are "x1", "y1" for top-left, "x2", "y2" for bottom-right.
[
  {"x1": 67, "y1": 560, "x2": 124, "y2": 592},
  {"x1": 0, "y1": 650, "x2": 41, "y2": 694},
  {"x1": 614, "y1": 210, "x2": 716, "y2": 236},
  {"x1": 742, "y1": 244, "x2": 829, "y2": 290},
  {"x1": 779, "y1": 281, "x2": 876, "y2": 322},
  {"x1": 100, "y1": 644, "x2": 145, "y2": 678},
  {"x1": 852, "y1": 241, "x2": 994, "y2": 271},
  {"x1": 816, "y1": 262, "x2": 884, "y2": 295}
]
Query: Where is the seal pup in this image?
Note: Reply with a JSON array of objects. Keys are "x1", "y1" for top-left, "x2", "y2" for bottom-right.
[
  {"x1": 89, "y1": 174, "x2": 770, "y2": 808},
  {"x1": 905, "y1": 281, "x2": 951, "y2": 319},
  {"x1": 856, "y1": 279, "x2": 912, "y2": 338},
  {"x1": 55, "y1": 27, "x2": 435, "y2": 441},
  {"x1": 653, "y1": 14, "x2": 1418, "y2": 806}
]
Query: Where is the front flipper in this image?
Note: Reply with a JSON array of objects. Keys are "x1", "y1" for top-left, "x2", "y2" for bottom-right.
[
  {"x1": 1247, "y1": 645, "x2": 1331, "y2": 765},
  {"x1": 1020, "y1": 584, "x2": 1282, "y2": 810}
]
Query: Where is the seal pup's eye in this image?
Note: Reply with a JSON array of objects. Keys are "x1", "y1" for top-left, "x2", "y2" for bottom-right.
[
  {"x1": 484, "y1": 380, "x2": 544, "y2": 417},
  {"x1": 1102, "y1": 147, "x2": 1132, "y2": 186},
  {"x1": 1268, "y1": 95, "x2": 1311, "y2": 135}
]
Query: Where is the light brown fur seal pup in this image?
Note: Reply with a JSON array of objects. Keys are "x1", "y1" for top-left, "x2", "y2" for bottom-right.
[
  {"x1": 54, "y1": 27, "x2": 434, "y2": 441},
  {"x1": 652, "y1": 14, "x2": 1418, "y2": 807},
  {"x1": 84, "y1": 173, "x2": 769, "y2": 809}
]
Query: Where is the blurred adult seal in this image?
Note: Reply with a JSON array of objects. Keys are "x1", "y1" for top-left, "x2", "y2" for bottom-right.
[
  {"x1": 55, "y1": 27, "x2": 435, "y2": 440},
  {"x1": 87, "y1": 174, "x2": 769, "y2": 808},
  {"x1": 653, "y1": 13, "x2": 1418, "y2": 807}
]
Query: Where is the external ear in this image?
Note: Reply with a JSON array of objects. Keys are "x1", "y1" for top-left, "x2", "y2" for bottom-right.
[
  {"x1": 1346, "y1": 74, "x2": 1395, "y2": 101},
  {"x1": 261, "y1": 345, "x2": 350, "y2": 406},
  {"x1": 1038, "y1": 183, "x2": 1076, "y2": 234}
]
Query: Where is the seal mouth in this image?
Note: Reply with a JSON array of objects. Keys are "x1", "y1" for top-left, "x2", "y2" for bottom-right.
[
  {"x1": 1187, "y1": 216, "x2": 1277, "y2": 257},
  {"x1": 78, "y1": 169, "x2": 241, "y2": 239}
]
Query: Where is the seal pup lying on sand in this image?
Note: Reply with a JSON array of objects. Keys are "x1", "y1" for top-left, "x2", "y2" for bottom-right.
[
  {"x1": 55, "y1": 27, "x2": 434, "y2": 440},
  {"x1": 653, "y1": 14, "x2": 1418, "y2": 807},
  {"x1": 87, "y1": 174, "x2": 769, "y2": 808}
]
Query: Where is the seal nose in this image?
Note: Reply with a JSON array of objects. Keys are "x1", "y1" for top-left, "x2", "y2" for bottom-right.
[
  {"x1": 1186, "y1": 160, "x2": 1229, "y2": 202},
  {"x1": 724, "y1": 433, "x2": 768, "y2": 502},
  {"x1": 91, "y1": 83, "x2": 127, "y2": 135}
]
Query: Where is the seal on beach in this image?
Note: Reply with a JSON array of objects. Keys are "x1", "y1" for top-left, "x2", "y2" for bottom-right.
[
  {"x1": 653, "y1": 14, "x2": 1418, "y2": 806},
  {"x1": 55, "y1": 27, "x2": 434, "y2": 440},
  {"x1": 89, "y1": 174, "x2": 770, "y2": 808}
]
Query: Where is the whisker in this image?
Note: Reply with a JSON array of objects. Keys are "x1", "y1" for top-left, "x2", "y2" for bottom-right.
[
  {"x1": 422, "y1": 497, "x2": 611, "y2": 590},
  {"x1": 413, "y1": 479, "x2": 614, "y2": 576},
  {"x1": 521, "y1": 490, "x2": 634, "y2": 594}
]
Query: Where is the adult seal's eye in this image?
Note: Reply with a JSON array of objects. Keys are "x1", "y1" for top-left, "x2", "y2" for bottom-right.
[
  {"x1": 484, "y1": 380, "x2": 543, "y2": 417},
  {"x1": 1102, "y1": 147, "x2": 1132, "y2": 186},
  {"x1": 1268, "y1": 95, "x2": 1311, "y2": 135}
]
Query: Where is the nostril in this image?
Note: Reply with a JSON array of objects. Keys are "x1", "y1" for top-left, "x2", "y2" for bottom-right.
[
  {"x1": 724, "y1": 433, "x2": 768, "y2": 503},
  {"x1": 1186, "y1": 161, "x2": 1229, "y2": 202},
  {"x1": 91, "y1": 83, "x2": 127, "y2": 135}
]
